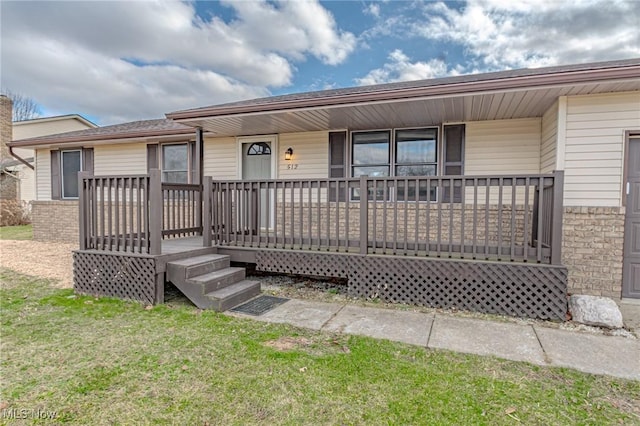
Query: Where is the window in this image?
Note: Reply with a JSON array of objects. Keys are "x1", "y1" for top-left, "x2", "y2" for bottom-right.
[
  {"x1": 352, "y1": 131, "x2": 390, "y2": 178},
  {"x1": 51, "y1": 148, "x2": 92, "y2": 200},
  {"x1": 162, "y1": 143, "x2": 189, "y2": 183},
  {"x1": 61, "y1": 150, "x2": 82, "y2": 199},
  {"x1": 395, "y1": 128, "x2": 437, "y2": 176},
  {"x1": 332, "y1": 125, "x2": 465, "y2": 201},
  {"x1": 396, "y1": 128, "x2": 438, "y2": 200},
  {"x1": 351, "y1": 128, "x2": 438, "y2": 200},
  {"x1": 247, "y1": 142, "x2": 271, "y2": 156}
]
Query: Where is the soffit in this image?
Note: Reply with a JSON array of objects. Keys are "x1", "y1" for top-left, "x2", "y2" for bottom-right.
[{"x1": 186, "y1": 80, "x2": 639, "y2": 136}]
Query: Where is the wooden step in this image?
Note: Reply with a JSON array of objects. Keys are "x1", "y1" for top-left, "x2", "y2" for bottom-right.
[
  {"x1": 166, "y1": 254, "x2": 260, "y2": 311},
  {"x1": 167, "y1": 254, "x2": 230, "y2": 279},
  {"x1": 187, "y1": 267, "x2": 246, "y2": 293},
  {"x1": 206, "y1": 280, "x2": 261, "y2": 312}
]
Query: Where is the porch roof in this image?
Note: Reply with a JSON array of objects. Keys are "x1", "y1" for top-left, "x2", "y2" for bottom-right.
[
  {"x1": 168, "y1": 58, "x2": 640, "y2": 137},
  {"x1": 8, "y1": 118, "x2": 196, "y2": 149}
]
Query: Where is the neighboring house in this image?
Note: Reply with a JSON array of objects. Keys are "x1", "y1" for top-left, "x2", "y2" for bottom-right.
[
  {"x1": 8, "y1": 58, "x2": 640, "y2": 318},
  {"x1": 7, "y1": 113, "x2": 97, "y2": 203}
]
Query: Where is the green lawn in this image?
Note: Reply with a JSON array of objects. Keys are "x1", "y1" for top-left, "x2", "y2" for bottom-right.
[
  {"x1": 0, "y1": 224, "x2": 32, "y2": 240},
  {"x1": 1, "y1": 268, "x2": 638, "y2": 425}
]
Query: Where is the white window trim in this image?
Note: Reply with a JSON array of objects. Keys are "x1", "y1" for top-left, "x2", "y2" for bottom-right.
[
  {"x1": 236, "y1": 135, "x2": 278, "y2": 180},
  {"x1": 61, "y1": 149, "x2": 82, "y2": 200}
]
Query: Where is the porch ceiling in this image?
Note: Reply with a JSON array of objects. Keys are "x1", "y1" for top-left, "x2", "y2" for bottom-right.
[{"x1": 181, "y1": 80, "x2": 640, "y2": 137}]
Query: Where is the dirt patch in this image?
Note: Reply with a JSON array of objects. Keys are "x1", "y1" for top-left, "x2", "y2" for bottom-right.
[
  {"x1": 263, "y1": 336, "x2": 314, "y2": 351},
  {"x1": 0, "y1": 240, "x2": 76, "y2": 288},
  {"x1": 263, "y1": 335, "x2": 351, "y2": 356}
]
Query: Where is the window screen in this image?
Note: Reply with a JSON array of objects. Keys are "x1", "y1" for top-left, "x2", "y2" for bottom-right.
[
  {"x1": 61, "y1": 150, "x2": 81, "y2": 198},
  {"x1": 443, "y1": 124, "x2": 465, "y2": 203}
]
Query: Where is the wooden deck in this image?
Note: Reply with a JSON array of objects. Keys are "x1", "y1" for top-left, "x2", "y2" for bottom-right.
[
  {"x1": 161, "y1": 236, "x2": 205, "y2": 255},
  {"x1": 74, "y1": 171, "x2": 568, "y2": 320}
]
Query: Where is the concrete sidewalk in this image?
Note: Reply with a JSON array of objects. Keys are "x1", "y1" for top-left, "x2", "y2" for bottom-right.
[{"x1": 229, "y1": 299, "x2": 640, "y2": 381}]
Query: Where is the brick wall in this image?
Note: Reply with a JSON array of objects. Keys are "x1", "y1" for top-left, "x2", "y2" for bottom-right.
[
  {"x1": 0, "y1": 95, "x2": 11, "y2": 162},
  {"x1": 0, "y1": 174, "x2": 18, "y2": 200},
  {"x1": 0, "y1": 95, "x2": 19, "y2": 201},
  {"x1": 32, "y1": 200, "x2": 79, "y2": 243},
  {"x1": 562, "y1": 207, "x2": 625, "y2": 298},
  {"x1": 273, "y1": 203, "x2": 534, "y2": 247}
]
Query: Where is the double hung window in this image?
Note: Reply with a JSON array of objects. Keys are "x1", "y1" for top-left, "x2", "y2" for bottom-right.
[
  {"x1": 61, "y1": 150, "x2": 82, "y2": 199},
  {"x1": 162, "y1": 143, "x2": 189, "y2": 183}
]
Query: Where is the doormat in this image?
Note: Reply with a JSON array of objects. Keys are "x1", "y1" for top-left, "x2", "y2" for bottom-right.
[{"x1": 230, "y1": 295, "x2": 289, "y2": 316}]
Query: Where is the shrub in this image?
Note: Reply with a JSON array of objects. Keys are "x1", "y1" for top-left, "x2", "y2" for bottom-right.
[{"x1": 0, "y1": 200, "x2": 31, "y2": 226}]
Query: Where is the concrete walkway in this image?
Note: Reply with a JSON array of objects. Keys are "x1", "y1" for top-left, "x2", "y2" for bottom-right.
[{"x1": 229, "y1": 299, "x2": 640, "y2": 381}]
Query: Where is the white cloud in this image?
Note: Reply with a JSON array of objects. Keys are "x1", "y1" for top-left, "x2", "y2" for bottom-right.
[
  {"x1": 0, "y1": 0, "x2": 356, "y2": 124},
  {"x1": 413, "y1": 0, "x2": 640, "y2": 70},
  {"x1": 3, "y1": 36, "x2": 270, "y2": 125},
  {"x1": 356, "y1": 50, "x2": 452, "y2": 85},
  {"x1": 364, "y1": 3, "x2": 381, "y2": 17}
]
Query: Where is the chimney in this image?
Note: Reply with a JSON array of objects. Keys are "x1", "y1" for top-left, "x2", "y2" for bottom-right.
[{"x1": 0, "y1": 95, "x2": 12, "y2": 162}]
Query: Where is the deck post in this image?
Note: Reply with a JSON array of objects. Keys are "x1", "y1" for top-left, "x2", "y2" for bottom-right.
[
  {"x1": 78, "y1": 171, "x2": 91, "y2": 250},
  {"x1": 149, "y1": 169, "x2": 162, "y2": 255},
  {"x1": 154, "y1": 272, "x2": 164, "y2": 304},
  {"x1": 551, "y1": 170, "x2": 565, "y2": 265},
  {"x1": 203, "y1": 176, "x2": 212, "y2": 247},
  {"x1": 359, "y1": 175, "x2": 368, "y2": 255}
]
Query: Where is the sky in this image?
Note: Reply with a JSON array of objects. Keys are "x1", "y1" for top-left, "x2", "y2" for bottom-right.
[{"x1": 1, "y1": 0, "x2": 639, "y2": 125}]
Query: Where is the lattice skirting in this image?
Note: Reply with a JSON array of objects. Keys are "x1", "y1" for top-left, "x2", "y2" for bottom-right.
[
  {"x1": 255, "y1": 250, "x2": 567, "y2": 320},
  {"x1": 73, "y1": 251, "x2": 158, "y2": 304},
  {"x1": 256, "y1": 251, "x2": 349, "y2": 278}
]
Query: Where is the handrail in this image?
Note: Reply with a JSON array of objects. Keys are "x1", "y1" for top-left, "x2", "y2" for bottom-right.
[{"x1": 205, "y1": 172, "x2": 564, "y2": 264}]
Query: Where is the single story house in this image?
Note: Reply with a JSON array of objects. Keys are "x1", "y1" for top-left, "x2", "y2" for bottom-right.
[{"x1": 9, "y1": 58, "x2": 640, "y2": 319}]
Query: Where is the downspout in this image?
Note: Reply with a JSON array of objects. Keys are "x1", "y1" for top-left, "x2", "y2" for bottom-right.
[{"x1": 8, "y1": 146, "x2": 34, "y2": 170}]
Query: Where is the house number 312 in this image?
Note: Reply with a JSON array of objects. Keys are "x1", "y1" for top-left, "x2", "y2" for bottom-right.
[{"x1": 287, "y1": 164, "x2": 299, "y2": 170}]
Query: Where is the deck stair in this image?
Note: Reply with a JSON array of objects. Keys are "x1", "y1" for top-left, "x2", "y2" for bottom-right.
[{"x1": 166, "y1": 254, "x2": 260, "y2": 311}]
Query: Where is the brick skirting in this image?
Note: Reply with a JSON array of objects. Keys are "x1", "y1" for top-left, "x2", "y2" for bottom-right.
[
  {"x1": 32, "y1": 200, "x2": 79, "y2": 243},
  {"x1": 563, "y1": 206, "x2": 625, "y2": 299}
]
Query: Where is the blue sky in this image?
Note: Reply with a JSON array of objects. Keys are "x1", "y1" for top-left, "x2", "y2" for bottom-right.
[{"x1": 1, "y1": 0, "x2": 639, "y2": 125}]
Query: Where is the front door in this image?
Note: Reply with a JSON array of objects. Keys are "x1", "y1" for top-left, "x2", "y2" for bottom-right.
[
  {"x1": 242, "y1": 141, "x2": 273, "y2": 229},
  {"x1": 622, "y1": 133, "x2": 640, "y2": 298}
]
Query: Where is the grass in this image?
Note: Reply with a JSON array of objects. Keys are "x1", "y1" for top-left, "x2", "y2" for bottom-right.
[
  {"x1": 0, "y1": 224, "x2": 32, "y2": 240},
  {"x1": 1, "y1": 268, "x2": 639, "y2": 425}
]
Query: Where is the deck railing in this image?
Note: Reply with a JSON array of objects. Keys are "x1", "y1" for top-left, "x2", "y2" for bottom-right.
[
  {"x1": 79, "y1": 169, "x2": 203, "y2": 255},
  {"x1": 162, "y1": 182, "x2": 202, "y2": 239},
  {"x1": 205, "y1": 172, "x2": 564, "y2": 264},
  {"x1": 79, "y1": 170, "x2": 564, "y2": 263}
]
